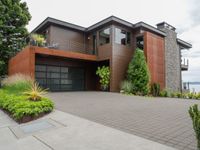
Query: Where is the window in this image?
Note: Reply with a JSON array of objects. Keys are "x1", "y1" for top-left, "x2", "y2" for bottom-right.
[
  {"x1": 136, "y1": 36, "x2": 144, "y2": 50},
  {"x1": 115, "y1": 28, "x2": 131, "y2": 46},
  {"x1": 99, "y1": 28, "x2": 110, "y2": 45}
]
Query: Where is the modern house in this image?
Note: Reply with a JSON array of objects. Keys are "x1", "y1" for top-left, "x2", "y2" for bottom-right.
[{"x1": 8, "y1": 16, "x2": 192, "y2": 92}]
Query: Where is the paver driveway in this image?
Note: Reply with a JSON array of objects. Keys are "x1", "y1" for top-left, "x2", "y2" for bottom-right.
[{"x1": 48, "y1": 92, "x2": 199, "y2": 150}]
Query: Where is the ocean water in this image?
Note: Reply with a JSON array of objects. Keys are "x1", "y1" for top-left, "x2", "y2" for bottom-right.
[{"x1": 189, "y1": 84, "x2": 200, "y2": 93}]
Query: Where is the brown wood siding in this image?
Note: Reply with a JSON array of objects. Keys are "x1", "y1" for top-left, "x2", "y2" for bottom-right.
[
  {"x1": 98, "y1": 44, "x2": 112, "y2": 60},
  {"x1": 49, "y1": 25, "x2": 86, "y2": 53},
  {"x1": 144, "y1": 31, "x2": 165, "y2": 89},
  {"x1": 8, "y1": 47, "x2": 35, "y2": 78},
  {"x1": 34, "y1": 46, "x2": 97, "y2": 61},
  {"x1": 111, "y1": 44, "x2": 133, "y2": 92},
  {"x1": 110, "y1": 25, "x2": 135, "y2": 92}
]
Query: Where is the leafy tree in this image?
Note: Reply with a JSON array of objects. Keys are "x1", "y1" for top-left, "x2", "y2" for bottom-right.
[
  {"x1": 127, "y1": 48, "x2": 150, "y2": 95},
  {"x1": 0, "y1": 0, "x2": 31, "y2": 76}
]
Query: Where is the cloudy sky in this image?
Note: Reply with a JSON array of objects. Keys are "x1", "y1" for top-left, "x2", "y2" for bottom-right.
[{"x1": 24, "y1": 0, "x2": 200, "y2": 82}]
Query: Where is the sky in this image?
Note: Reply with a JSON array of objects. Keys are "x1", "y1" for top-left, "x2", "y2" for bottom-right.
[{"x1": 24, "y1": 0, "x2": 200, "y2": 82}]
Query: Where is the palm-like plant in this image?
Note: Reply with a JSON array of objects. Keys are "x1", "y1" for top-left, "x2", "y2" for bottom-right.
[{"x1": 24, "y1": 82, "x2": 47, "y2": 101}]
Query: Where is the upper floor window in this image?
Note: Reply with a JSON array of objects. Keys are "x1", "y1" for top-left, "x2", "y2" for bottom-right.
[
  {"x1": 136, "y1": 36, "x2": 144, "y2": 50},
  {"x1": 115, "y1": 28, "x2": 131, "y2": 46},
  {"x1": 99, "y1": 28, "x2": 110, "y2": 45}
]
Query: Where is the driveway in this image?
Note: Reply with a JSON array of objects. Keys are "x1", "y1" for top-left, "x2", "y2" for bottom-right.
[{"x1": 48, "y1": 92, "x2": 199, "y2": 150}]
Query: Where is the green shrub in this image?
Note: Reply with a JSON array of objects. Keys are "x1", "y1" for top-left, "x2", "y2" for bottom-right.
[
  {"x1": 170, "y1": 92, "x2": 176, "y2": 98},
  {"x1": 160, "y1": 89, "x2": 168, "y2": 97},
  {"x1": 182, "y1": 93, "x2": 188, "y2": 99},
  {"x1": 151, "y1": 83, "x2": 160, "y2": 97},
  {"x1": 127, "y1": 48, "x2": 150, "y2": 95},
  {"x1": 96, "y1": 66, "x2": 110, "y2": 90},
  {"x1": 0, "y1": 92, "x2": 53, "y2": 120},
  {"x1": 188, "y1": 92, "x2": 196, "y2": 99},
  {"x1": 189, "y1": 104, "x2": 200, "y2": 150},
  {"x1": 175, "y1": 92, "x2": 182, "y2": 98},
  {"x1": 197, "y1": 93, "x2": 200, "y2": 100},
  {"x1": 120, "y1": 80, "x2": 133, "y2": 94}
]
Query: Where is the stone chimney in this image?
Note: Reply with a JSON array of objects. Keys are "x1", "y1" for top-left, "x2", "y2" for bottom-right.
[
  {"x1": 156, "y1": 22, "x2": 176, "y2": 32},
  {"x1": 156, "y1": 22, "x2": 181, "y2": 92}
]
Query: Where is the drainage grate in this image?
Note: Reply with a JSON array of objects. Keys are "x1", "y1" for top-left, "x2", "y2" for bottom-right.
[{"x1": 20, "y1": 121, "x2": 54, "y2": 134}]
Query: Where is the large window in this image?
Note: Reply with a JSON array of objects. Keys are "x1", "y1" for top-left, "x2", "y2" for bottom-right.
[
  {"x1": 99, "y1": 28, "x2": 110, "y2": 45},
  {"x1": 115, "y1": 28, "x2": 131, "y2": 46}
]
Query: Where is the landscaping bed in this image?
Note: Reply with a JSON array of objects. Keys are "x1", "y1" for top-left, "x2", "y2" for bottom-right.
[{"x1": 0, "y1": 74, "x2": 54, "y2": 123}]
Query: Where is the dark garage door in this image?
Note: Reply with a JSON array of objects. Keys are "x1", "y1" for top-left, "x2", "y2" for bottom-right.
[{"x1": 35, "y1": 65, "x2": 85, "y2": 91}]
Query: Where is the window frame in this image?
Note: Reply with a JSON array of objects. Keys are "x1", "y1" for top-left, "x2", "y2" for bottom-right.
[
  {"x1": 114, "y1": 27, "x2": 131, "y2": 46},
  {"x1": 98, "y1": 27, "x2": 111, "y2": 46}
]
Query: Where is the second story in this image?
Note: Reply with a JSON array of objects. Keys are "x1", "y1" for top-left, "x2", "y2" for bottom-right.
[{"x1": 31, "y1": 16, "x2": 192, "y2": 63}]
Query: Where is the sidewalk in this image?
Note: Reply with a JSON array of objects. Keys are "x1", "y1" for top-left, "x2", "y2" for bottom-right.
[{"x1": 0, "y1": 109, "x2": 176, "y2": 150}]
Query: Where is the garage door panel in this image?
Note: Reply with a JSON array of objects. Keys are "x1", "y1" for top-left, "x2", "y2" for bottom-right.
[{"x1": 35, "y1": 65, "x2": 85, "y2": 91}]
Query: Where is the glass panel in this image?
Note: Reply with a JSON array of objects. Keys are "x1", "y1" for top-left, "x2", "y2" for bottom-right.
[
  {"x1": 99, "y1": 28, "x2": 110, "y2": 45},
  {"x1": 127, "y1": 32, "x2": 131, "y2": 45},
  {"x1": 61, "y1": 67, "x2": 68, "y2": 73},
  {"x1": 47, "y1": 66, "x2": 60, "y2": 72},
  {"x1": 35, "y1": 65, "x2": 46, "y2": 71},
  {"x1": 115, "y1": 28, "x2": 126, "y2": 45},
  {"x1": 47, "y1": 72, "x2": 60, "y2": 78},
  {"x1": 136, "y1": 36, "x2": 144, "y2": 50},
  {"x1": 50, "y1": 84, "x2": 60, "y2": 91},
  {"x1": 61, "y1": 79, "x2": 72, "y2": 84},
  {"x1": 72, "y1": 79, "x2": 84, "y2": 90},
  {"x1": 35, "y1": 72, "x2": 46, "y2": 78},
  {"x1": 60, "y1": 84, "x2": 73, "y2": 90},
  {"x1": 50, "y1": 79, "x2": 60, "y2": 84},
  {"x1": 69, "y1": 68, "x2": 84, "y2": 79},
  {"x1": 36, "y1": 78, "x2": 46, "y2": 84},
  {"x1": 61, "y1": 73, "x2": 68, "y2": 78},
  {"x1": 115, "y1": 28, "x2": 131, "y2": 46}
]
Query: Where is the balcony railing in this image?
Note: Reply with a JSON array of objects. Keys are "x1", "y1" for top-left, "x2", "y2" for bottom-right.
[
  {"x1": 181, "y1": 58, "x2": 189, "y2": 71},
  {"x1": 30, "y1": 39, "x2": 96, "y2": 55}
]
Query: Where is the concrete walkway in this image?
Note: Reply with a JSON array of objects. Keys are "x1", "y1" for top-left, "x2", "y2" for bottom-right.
[
  {"x1": 48, "y1": 92, "x2": 198, "y2": 150},
  {"x1": 0, "y1": 109, "x2": 176, "y2": 150}
]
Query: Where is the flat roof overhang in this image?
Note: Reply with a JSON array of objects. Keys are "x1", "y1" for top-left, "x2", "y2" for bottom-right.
[
  {"x1": 30, "y1": 46, "x2": 97, "y2": 61},
  {"x1": 31, "y1": 16, "x2": 166, "y2": 37},
  {"x1": 177, "y1": 38, "x2": 192, "y2": 50}
]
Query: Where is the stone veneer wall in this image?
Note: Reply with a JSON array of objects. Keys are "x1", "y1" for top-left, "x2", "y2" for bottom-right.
[{"x1": 159, "y1": 28, "x2": 181, "y2": 91}]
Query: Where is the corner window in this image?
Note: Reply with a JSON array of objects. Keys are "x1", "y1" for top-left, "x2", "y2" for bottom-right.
[
  {"x1": 115, "y1": 28, "x2": 131, "y2": 46},
  {"x1": 99, "y1": 28, "x2": 110, "y2": 45},
  {"x1": 136, "y1": 36, "x2": 144, "y2": 50}
]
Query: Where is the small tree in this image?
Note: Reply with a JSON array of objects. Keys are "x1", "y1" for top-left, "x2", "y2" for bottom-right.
[
  {"x1": 96, "y1": 66, "x2": 110, "y2": 91},
  {"x1": 127, "y1": 48, "x2": 150, "y2": 95},
  {"x1": 189, "y1": 104, "x2": 200, "y2": 150}
]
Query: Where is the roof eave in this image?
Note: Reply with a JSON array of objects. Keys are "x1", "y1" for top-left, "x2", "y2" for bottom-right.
[
  {"x1": 134, "y1": 22, "x2": 166, "y2": 37},
  {"x1": 86, "y1": 16, "x2": 133, "y2": 31},
  {"x1": 31, "y1": 17, "x2": 86, "y2": 33},
  {"x1": 177, "y1": 38, "x2": 192, "y2": 49}
]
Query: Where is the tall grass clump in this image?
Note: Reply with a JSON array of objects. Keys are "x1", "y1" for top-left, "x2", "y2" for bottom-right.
[
  {"x1": 120, "y1": 80, "x2": 133, "y2": 94},
  {"x1": 2, "y1": 74, "x2": 33, "y2": 94}
]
